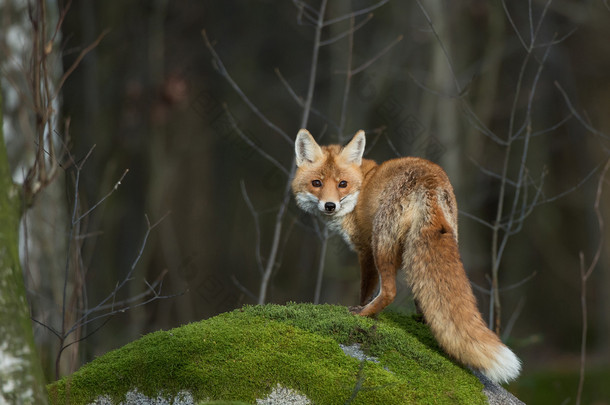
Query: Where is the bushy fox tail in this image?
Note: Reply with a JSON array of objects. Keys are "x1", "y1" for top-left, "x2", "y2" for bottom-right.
[{"x1": 404, "y1": 190, "x2": 521, "y2": 384}]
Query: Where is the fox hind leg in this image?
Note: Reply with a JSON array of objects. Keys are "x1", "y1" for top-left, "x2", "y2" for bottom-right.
[{"x1": 413, "y1": 298, "x2": 426, "y2": 323}]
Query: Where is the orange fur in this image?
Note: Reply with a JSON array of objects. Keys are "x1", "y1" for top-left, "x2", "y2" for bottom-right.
[{"x1": 292, "y1": 129, "x2": 521, "y2": 383}]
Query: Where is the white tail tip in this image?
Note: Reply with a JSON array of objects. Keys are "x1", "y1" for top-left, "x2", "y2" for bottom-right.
[{"x1": 482, "y1": 346, "x2": 521, "y2": 384}]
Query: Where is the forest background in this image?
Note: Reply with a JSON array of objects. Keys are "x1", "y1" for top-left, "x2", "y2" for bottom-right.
[{"x1": 1, "y1": 1, "x2": 609, "y2": 403}]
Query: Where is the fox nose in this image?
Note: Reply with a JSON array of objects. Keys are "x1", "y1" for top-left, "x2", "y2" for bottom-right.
[{"x1": 324, "y1": 202, "x2": 336, "y2": 212}]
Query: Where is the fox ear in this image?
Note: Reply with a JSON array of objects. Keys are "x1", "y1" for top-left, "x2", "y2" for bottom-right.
[
  {"x1": 295, "y1": 129, "x2": 323, "y2": 167},
  {"x1": 341, "y1": 130, "x2": 366, "y2": 166}
]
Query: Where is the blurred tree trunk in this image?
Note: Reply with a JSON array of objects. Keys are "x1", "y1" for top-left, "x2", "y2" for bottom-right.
[
  {"x1": 417, "y1": 0, "x2": 462, "y2": 188},
  {"x1": 0, "y1": 96, "x2": 48, "y2": 403}
]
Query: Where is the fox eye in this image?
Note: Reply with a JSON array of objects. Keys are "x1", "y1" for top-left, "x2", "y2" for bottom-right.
[
  {"x1": 338, "y1": 180, "x2": 348, "y2": 188},
  {"x1": 312, "y1": 180, "x2": 322, "y2": 187}
]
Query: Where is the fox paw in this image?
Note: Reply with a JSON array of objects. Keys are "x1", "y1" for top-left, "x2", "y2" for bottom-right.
[
  {"x1": 348, "y1": 305, "x2": 364, "y2": 315},
  {"x1": 413, "y1": 313, "x2": 426, "y2": 324}
]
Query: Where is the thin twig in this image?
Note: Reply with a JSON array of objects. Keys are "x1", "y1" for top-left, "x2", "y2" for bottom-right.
[
  {"x1": 459, "y1": 210, "x2": 496, "y2": 230},
  {"x1": 231, "y1": 275, "x2": 257, "y2": 301},
  {"x1": 534, "y1": 27, "x2": 578, "y2": 48},
  {"x1": 258, "y1": 187, "x2": 292, "y2": 305},
  {"x1": 531, "y1": 0, "x2": 554, "y2": 51},
  {"x1": 75, "y1": 169, "x2": 129, "y2": 223},
  {"x1": 58, "y1": 317, "x2": 112, "y2": 355},
  {"x1": 292, "y1": 0, "x2": 319, "y2": 25},
  {"x1": 415, "y1": 0, "x2": 461, "y2": 93},
  {"x1": 363, "y1": 126, "x2": 385, "y2": 154},
  {"x1": 223, "y1": 105, "x2": 290, "y2": 177},
  {"x1": 502, "y1": 297, "x2": 526, "y2": 341},
  {"x1": 524, "y1": 114, "x2": 572, "y2": 139},
  {"x1": 555, "y1": 82, "x2": 609, "y2": 140},
  {"x1": 384, "y1": 131, "x2": 402, "y2": 157},
  {"x1": 66, "y1": 213, "x2": 170, "y2": 336},
  {"x1": 460, "y1": 102, "x2": 508, "y2": 145},
  {"x1": 68, "y1": 289, "x2": 183, "y2": 335},
  {"x1": 347, "y1": 35, "x2": 403, "y2": 76},
  {"x1": 274, "y1": 68, "x2": 339, "y2": 131},
  {"x1": 467, "y1": 157, "x2": 517, "y2": 186},
  {"x1": 501, "y1": 0, "x2": 528, "y2": 50},
  {"x1": 50, "y1": 0, "x2": 72, "y2": 43},
  {"x1": 471, "y1": 281, "x2": 491, "y2": 295},
  {"x1": 202, "y1": 30, "x2": 292, "y2": 145},
  {"x1": 257, "y1": 0, "x2": 328, "y2": 305},
  {"x1": 61, "y1": 145, "x2": 97, "y2": 343},
  {"x1": 54, "y1": 29, "x2": 110, "y2": 99},
  {"x1": 319, "y1": 13, "x2": 373, "y2": 46},
  {"x1": 31, "y1": 318, "x2": 62, "y2": 339},
  {"x1": 497, "y1": 35, "x2": 556, "y2": 264},
  {"x1": 487, "y1": 14, "x2": 556, "y2": 332},
  {"x1": 291, "y1": 0, "x2": 319, "y2": 17},
  {"x1": 272, "y1": 216, "x2": 299, "y2": 281},
  {"x1": 406, "y1": 70, "x2": 459, "y2": 99},
  {"x1": 313, "y1": 227, "x2": 329, "y2": 304},
  {"x1": 240, "y1": 181, "x2": 264, "y2": 274},
  {"x1": 83, "y1": 270, "x2": 170, "y2": 312},
  {"x1": 541, "y1": 164, "x2": 600, "y2": 205},
  {"x1": 499, "y1": 271, "x2": 537, "y2": 292},
  {"x1": 274, "y1": 68, "x2": 304, "y2": 105},
  {"x1": 576, "y1": 159, "x2": 610, "y2": 405},
  {"x1": 338, "y1": 15, "x2": 355, "y2": 141},
  {"x1": 322, "y1": 0, "x2": 389, "y2": 27},
  {"x1": 300, "y1": 0, "x2": 327, "y2": 129}
]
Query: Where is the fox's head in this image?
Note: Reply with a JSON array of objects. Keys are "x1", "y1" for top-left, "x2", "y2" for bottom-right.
[{"x1": 291, "y1": 129, "x2": 366, "y2": 218}]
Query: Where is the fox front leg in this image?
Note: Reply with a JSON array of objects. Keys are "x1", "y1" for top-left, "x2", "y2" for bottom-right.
[
  {"x1": 350, "y1": 249, "x2": 398, "y2": 317},
  {"x1": 358, "y1": 250, "x2": 378, "y2": 306},
  {"x1": 349, "y1": 250, "x2": 378, "y2": 315}
]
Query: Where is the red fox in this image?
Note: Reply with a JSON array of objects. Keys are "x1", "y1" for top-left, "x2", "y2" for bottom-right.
[{"x1": 291, "y1": 129, "x2": 521, "y2": 384}]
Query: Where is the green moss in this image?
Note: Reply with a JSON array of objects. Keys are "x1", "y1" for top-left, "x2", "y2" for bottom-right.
[{"x1": 48, "y1": 303, "x2": 487, "y2": 404}]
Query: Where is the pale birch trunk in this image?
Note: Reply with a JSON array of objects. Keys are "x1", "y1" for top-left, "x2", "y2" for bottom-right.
[{"x1": 0, "y1": 95, "x2": 48, "y2": 404}]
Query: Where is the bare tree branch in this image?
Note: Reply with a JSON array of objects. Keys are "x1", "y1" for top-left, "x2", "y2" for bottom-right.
[
  {"x1": 274, "y1": 68, "x2": 339, "y2": 131},
  {"x1": 240, "y1": 181, "x2": 264, "y2": 275},
  {"x1": 54, "y1": 28, "x2": 109, "y2": 99},
  {"x1": 202, "y1": 30, "x2": 293, "y2": 145},
  {"x1": 576, "y1": 159, "x2": 610, "y2": 405},
  {"x1": 292, "y1": 0, "x2": 320, "y2": 26},
  {"x1": 501, "y1": 0, "x2": 528, "y2": 50},
  {"x1": 75, "y1": 168, "x2": 129, "y2": 223},
  {"x1": 322, "y1": 0, "x2": 389, "y2": 27},
  {"x1": 460, "y1": 102, "x2": 509, "y2": 145},
  {"x1": 66, "y1": 212, "x2": 171, "y2": 338},
  {"x1": 299, "y1": 0, "x2": 327, "y2": 129},
  {"x1": 502, "y1": 297, "x2": 526, "y2": 341},
  {"x1": 313, "y1": 227, "x2": 329, "y2": 304},
  {"x1": 555, "y1": 82, "x2": 610, "y2": 141},
  {"x1": 255, "y1": 0, "x2": 328, "y2": 305},
  {"x1": 415, "y1": 0, "x2": 461, "y2": 93},
  {"x1": 338, "y1": 15, "x2": 355, "y2": 141},
  {"x1": 291, "y1": 0, "x2": 319, "y2": 18},
  {"x1": 348, "y1": 34, "x2": 403, "y2": 76},
  {"x1": 231, "y1": 275, "x2": 257, "y2": 301},
  {"x1": 223, "y1": 105, "x2": 290, "y2": 177},
  {"x1": 459, "y1": 210, "x2": 496, "y2": 230},
  {"x1": 83, "y1": 270, "x2": 170, "y2": 312},
  {"x1": 320, "y1": 13, "x2": 373, "y2": 47}
]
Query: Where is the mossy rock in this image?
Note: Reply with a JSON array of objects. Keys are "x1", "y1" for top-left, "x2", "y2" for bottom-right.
[{"x1": 47, "y1": 303, "x2": 493, "y2": 404}]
